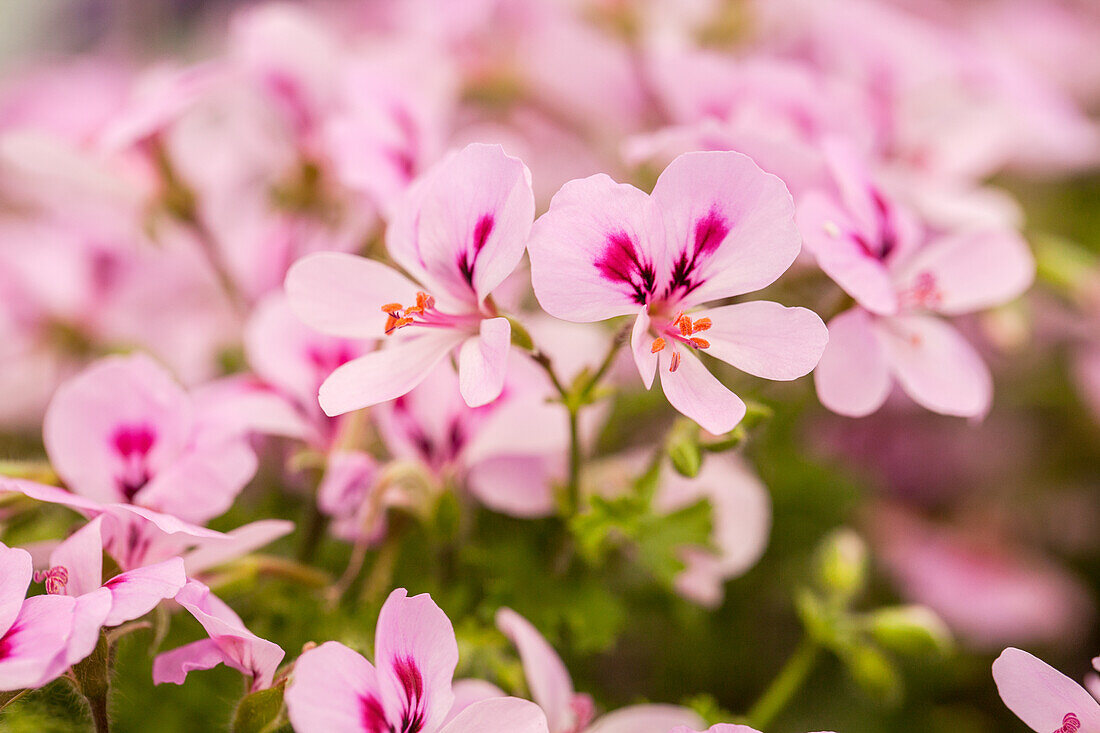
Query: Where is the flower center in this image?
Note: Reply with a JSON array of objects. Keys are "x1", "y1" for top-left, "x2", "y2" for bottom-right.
[
  {"x1": 112, "y1": 423, "x2": 156, "y2": 501},
  {"x1": 34, "y1": 566, "x2": 69, "y2": 595},
  {"x1": 898, "y1": 271, "x2": 942, "y2": 310},
  {"x1": 380, "y1": 291, "x2": 442, "y2": 335},
  {"x1": 650, "y1": 312, "x2": 712, "y2": 372}
]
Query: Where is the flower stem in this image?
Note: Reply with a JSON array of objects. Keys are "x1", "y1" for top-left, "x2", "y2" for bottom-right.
[
  {"x1": 71, "y1": 631, "x2": 113, "y2": 733},
  {"x1": 746, "y1": 637, "x2": 820, "y2": 731}
]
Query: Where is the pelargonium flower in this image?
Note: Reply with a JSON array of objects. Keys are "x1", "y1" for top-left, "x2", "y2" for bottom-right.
[
  {"x1": 496, "y1": 608, "x2": 705, "y2": 733},
  {"x1": 285, "y1": 588, "x2": 549, "y2": 733},
  {"x1": 527, "y1": 151, "x2": 828, "y2": 434},
  {"x1": 154, "y1": 579, "x2": 284, "y2": 692},
  {"x1": 43, "y1": 353, "x2": 258, "y2": 525},
  {"x1": 799, "y1": 141, "x2": 1034, "y2": 417},
  {"x1": 671, "y1": 725, "x2": 834, "y2": 733},
  {"x1": 286, "y1": 142, "x2": 535, "y2": 413},
  {"x1": 992, "y1": 647, "x2": 1100, "y2": 733}
]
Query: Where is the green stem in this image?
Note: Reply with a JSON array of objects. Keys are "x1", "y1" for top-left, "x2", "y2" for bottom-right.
[
  {"x1": 71, "y1": 631, "x2": 113, "y2": 733},
  {"x1": 0, "y1": 688, "x2": 28, "y2": 711},
  {"x1": 746, "y1": 638, "x2": 820, "y2": 731}
]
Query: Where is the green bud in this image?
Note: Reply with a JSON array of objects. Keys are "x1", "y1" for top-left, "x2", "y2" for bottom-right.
[
  {"x1": 506, "y1": 316, "x2": 535, "y2": 351},
  {"x1": 866, "y1": 605, "x2": 953, "y2": 659},
  {"x1": 844, "y1": 644, "x2": 902, "y2": 705},
  {"x1": 232, "y1": 681, "x2": 286, "y2": 733},
  {"x1": 668, "y1": 434, "x2": 703, "y2": 478},
  {"x1": 814, "y1": 528, "x2": 868, "y2": 602}
]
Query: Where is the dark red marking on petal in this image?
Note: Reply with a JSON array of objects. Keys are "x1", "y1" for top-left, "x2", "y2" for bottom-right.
[
  {"x1": 665, "y1": 206, "x2": 731, "y2": 300},
  {"x1": 359, "y1": 692, "x2": 392, "y2": 733},
  {"x1": 458, "y1": 213, "x2": 496, "y2": 287},
  {"x1": 1055, "y1": 713, "x2": 1081, "y2": 733},
  {"x1": 392, "y1": 655, "x2": 426, "y2": 732},
  {"x1": 595, "y1": 230, "x2": 657, "y2": 305}
]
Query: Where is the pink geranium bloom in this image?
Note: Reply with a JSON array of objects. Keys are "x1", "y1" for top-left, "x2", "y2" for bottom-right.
[
  {"x1": 43, "y1": 353, "x2": 258, "y2": 525},
  {"x1": 527, "y1": 151, "x2": 828, "y2": 434},
  {"x1": 285, "y1": 588, "x2": 549, "y2": 733},
  {"x1": 154, "y1": 579, "x2": 284, "y2": 692},
  {"x1": 993, "y1": 648, "x2": 1100, "y2": 733},
  {"x1": 799, "y1": 142, "x2": 1034, "y2": 417},
  {"x1": 496, "y1": 608, "x2": 704, "y2": 733},
  {"x1": 286, "y1": 143, "x2": 535, "y2": 412},
  {"x1": 672, "y1": 725, "x2": 834, "y2": 733},
  {"x1": 0, "y1": 543, "x2": 79, "y2": 691}
]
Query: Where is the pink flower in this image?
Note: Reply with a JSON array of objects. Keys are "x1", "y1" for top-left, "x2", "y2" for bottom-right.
[
  {"x1": 286, "y1": 143, "x2": 535, "y2": 413},
  {"x1": 0, "y1": 542, "x2": 79, "y2": 691},
  {"x1": 671, "y1": 726, "x2": 834, "y2": 733},
  {"x1": 153, "y1": 579, "x2": 284, "y2": 692},
  {"x1": 43, "y1": 353, "x2": 258, "y2": 525},
  {"x1": 992, "y1": 648, "x2": 1100, "y2": 733},
  {"x1": 285, "y1": 588, "x2": 549, "y2": 733},
  {"x1": 527, "y1": 151, "x2": 828, "y2": 434},
  {"x1": 496, "y1": 607, "x2": 704, "y2": 733},
  {"x1": 800, "y1": 141, "x2": 1034, "y2": 417}
]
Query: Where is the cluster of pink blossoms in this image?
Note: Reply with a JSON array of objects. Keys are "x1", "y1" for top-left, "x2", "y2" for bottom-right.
[{"x1": 0, "y1": 0, "x2": 1098, "y2": 730}]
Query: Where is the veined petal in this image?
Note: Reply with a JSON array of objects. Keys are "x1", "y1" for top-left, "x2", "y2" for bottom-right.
[
  {"x1": 496, "y1": 608, "x2": 575, "y2": 732},
  {"x1": 102, "y1": 557, "x2": 186, "y2": 627},
  {"x1": 0, "y1": 594, "x2": 77, "y2": 691},
  {"x1": 49, "y1": 516, "x2": 105, "y2": 597},
  {"x1": 0, "y1": 545, "x2": 33, "y2": 636},
  {"x1": 318, "y1": 331, "x2": 462, "y2": 416},
  {"x1": 458, "y1": 317, "x2": 511, "y2": 407},
  {"x1": 992, "y1": 648, "x2": 1100, "y2": 733},
  {"x1": 153, "y1": 638, "x2": 225, "y2": 686},
  {"x1": 389, "y1": 144, "x2": 534, "y2": 304},
  {"x1": 658, "y1": 348, "x2": 746, "y2": 435},
  {"x1": 285, "y1": 641, "x2": 389, "y2": 733},
  {"x1": 528, "y1": 174, "x2": 665, "y2": 322},
  {"x1": 876, "y1": 315, "x2": 992, "y2": 418},
  {"x1": 814, "y1": 308, "x2": 892, "y2": 417},
  {"x1": 588, "y1": 704, "x2": 706, "y2": 733},
  {"x1": 698, "y1": 301, "x2": 828, "y2": 381},
  {"x1": 891, "y1": 229, "x2": 1035, "y2": 316},
  {"x1": 374, "y1": 589, "x2": 458, "y2": 733},
  {"x1": 285, "y1": 252, "x2": 423, "y2": 340},
  {"x1": 438, "y1": 697, "x2": 549, "y2": 733},
  {"x1": 650, "y1": 151, "x2": 801, "y2": 306},
  {"x1": 631, "y1": 308, "x2": 658, "y2": 390}
]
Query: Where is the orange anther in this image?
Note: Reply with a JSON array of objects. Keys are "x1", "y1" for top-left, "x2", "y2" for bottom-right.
[
  {"x1": 692, "y1": 317, "x2": 712, "y2": 333},
  {"x1": 651, "y1": 337, "x2": 667, "y2": 353},
  {"x1": 404, "y1": 305, "x2": 424, "y2": 315},
  {"x1": 669, "y1": 351, "x2": 681, "y2": 372},
  {"x1": 384, "y1": 314, "x2": 402, "y2": 334},
  {"x1": 416, "y1": 292, "x2": 435, "y2": 310},
  {"x1": 381, "y1": 303, "x2": 404, "y2": 316},
  {"x1": 690, "y1": 337, "x2": 710, "y2": 349},
  {"x1": 676, "y1": 315, "x2": 693, "y2": 336}
]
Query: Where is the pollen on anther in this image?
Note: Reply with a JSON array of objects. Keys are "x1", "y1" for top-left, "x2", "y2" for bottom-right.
[
  {"x1": 381, "y1": 303, "x2": 403, "y2": 316},
  {"x1": 651, "y1": 337, "x2": 666, "y2": 353},
  {"x1": 669, "y1": 351, "x2": 682, "y2": 372},
  {"x1": 692, "y1": 317, "x2": 712, "y2": 333},
  {"x1": 676, "y1": 315, "x2": 693, "y2": 336},
  {"x1": 690, "y1": 337, "x2": 710, "y2": 349}
]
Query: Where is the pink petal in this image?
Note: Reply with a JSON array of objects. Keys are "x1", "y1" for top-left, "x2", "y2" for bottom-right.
[
  {"x1": 444, "y1": 679, "x2": 507, "y2": 725},
  {"x1": 42, "y1": 353, "x2": 193, "y2": 506},
  {"x1": 891, "y1": 229, "x2": 1035, "y2": 316},
  {"x1": 49, "y1": 516, "x2": 105, "y2": 597},
  {"x1": 153, "y1": 638, "x2": 225, "y2": 686},
  {"x1": 64, "y1": 589, "x2": 112, "y2": 668},
  {"x1": 668, "y1": 726, "x2": 761, "y2": 733},
  {"x1": 136, "y1": 436, "x2": 257, "y2": 524},
  {"x1": 374, "y1": 588, "x2": 459, "y2": 733},
  {"x1": 876, "y1": 315, "x2": 992, "y2": 418},
  {"x1": 285, "y1": 252, "x2": 422, "y2": 340},
  {"x1": 0, "y1": 594, "x2": 76, "y2": 691},
  {"x1": 102, "y1": 557, "x2": 186, "y2": 627},
  {"x1": 658, "y1": 349, "x2": 746, "y2": 435},
  {"x1": 814, "y1": 308, "x2": 892, "y2": 418},
  {"x1": 496, "y1": 608, "x2": 575, "y2": 732},
  {"x1": 631, "y1": 308, "x2": 658, "y2": 390},
  {"x1": 285, "y1": 641, "x2": 388, "y2": 733},
  {"x1": 438, "y1": 697, "x2": 550, "y2": 733},
  {"x1": 697, "y1": 301, "x2": 828, "y2": 381},
  {"x1": 467, "y1": 455, "x2": 558, "y2": 518},
  {"x1": 318, "y1": 331, "x2": 463, "y2": 416},
  {"x1": 458, "y1": 317, "x2": 511, "y2": 407},
  {"x1": 650, "y1": 151, "x2": 801, "y2": 307},
  {"x1": 183, "y1": 519, "x2": 296, "y2": 575},
  {"x1": 389, "y1": 144, "x2": 534, "y2": 304},
  {"x1": 0, "y1": 544, "x2": 33, "y2": 635},
  {"x1": 797, "y1": 192, "x2": 899, "y2": 315},
  {"x1": 992, "y1": 648, "x2": 1100, "y2": 732},
  {"x1": 528, "y1": 174, "x2": 664, "y2": 322},
  {"x1": 588, "y1": 704, "x2": 706, "y2": 733}
]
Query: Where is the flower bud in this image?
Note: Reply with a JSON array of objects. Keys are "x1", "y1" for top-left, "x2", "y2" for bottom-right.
[
  {"x1": 867, "y1": 605, "x2": 953, "y2": 659},
  {"x1": 814, "y1": 528, "x2": 868, "y2": 602}
]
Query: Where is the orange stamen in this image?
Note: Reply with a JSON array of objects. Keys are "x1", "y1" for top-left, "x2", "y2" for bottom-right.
[
  {"x1": 651, "y1": 337, "x2": 667, "y2": 353},
  {"x1": 669, "y1": 351, "x2": 681, "y2": 372},
  {"x1": 416, "y1": 292, "x2": 434, "y2": 310},
  {"x1": 691, "y1": 317, "x2": 711, "y2": 333},
  {"x1": 381, "y1": 303, "x2": 403, "y2": 316},
  {"x1": 384, "y1": 315, "x2": 402, "y2": 334},
  {"x1": 676, "y1": 315, "x2": 693, "y2": 336},
  {"x1": 690, "y1": 337, "x2": 710, "y2": 349}
]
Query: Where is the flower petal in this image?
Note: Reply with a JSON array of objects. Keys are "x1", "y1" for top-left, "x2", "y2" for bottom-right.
[
  {"x1": 49, "y1": 516, "x2": 105, "y2": 597},
  {"x1": 458, "y1": 317, "x2": 511, "y2": 407},
  {"x1": 135, "y1": 436, "x2": 257, "y2": 525},
  {"x1": 183, "y1": 519, "x2": 296, "y2": 575},
  {"x1": 467, "y1": 455, "x2": 558, "y2": 518},
  {"x1": 650, "y1": 151, "x2": 801, "y2": 306},
  {"x1": 285, "y1": 641, "x2": 389, "y2": 733},
  {"x1": 658, "y1": 349, "x2": 746, "y2": 435},
  {"x1": 285, "y1": 252, "x2": 423, "y2": 340},
  {"x1": 631, "y1": 308, "x2": 658, "y2": 390},
  {"x1": 153, "y1": 638, "x2": 225, "y2": 686},
  {"x1": 876, "y1": 315, "x2": 992, "y2": 418},
  {"x1": 374, "y1": 588, "x2": 458, "y2": 733},
  {"x1": 698, "y1": 301, "x2": 828, "y2": 381},
  {"x1": 814, "y1": 308, "x2": 892, "y2": 417},
  {"x1": 389, "y1": 143, "x2": 534, "y2": 304},
  {"x1": 438, "y1": 697, "x2": 549, "y2": 733},
  {"x1": 587, "y1": 704, "x2": 706, "y2": 733},
  {"x1": 0, "y1": 594, "x2": 76, "y2": 691},
  {"x1": 444, "y1": 679, "x2": 507, "y2": 725},
  {"x1": 318, "y1": 331, "x2": 462, "y2": 416},
  {"x1": 496, "y1": 608, "x2": 575, "y2": 731},
  {"x1": 528, "y1": 174, "x2": 664, "y2": 322},
  {"x1": 992, "y1": 647, "x2": 1100, "y2": 733},
  {"x1": 102, "y1": 557, "x2": 186, "y2": 627},
  {"x1": 0, "y1": 544, "x2": 33, "y2": 635}
]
